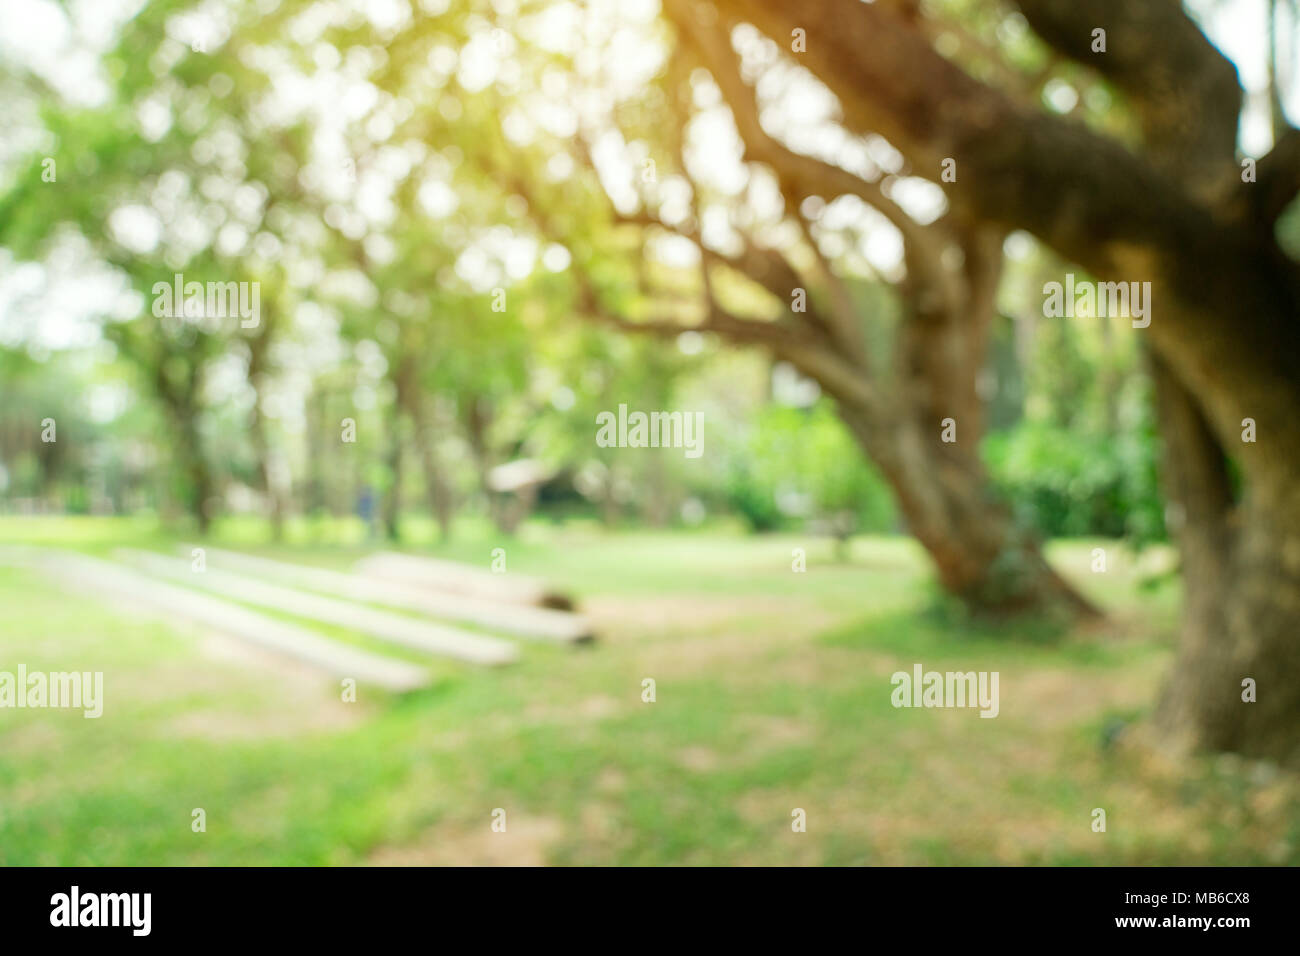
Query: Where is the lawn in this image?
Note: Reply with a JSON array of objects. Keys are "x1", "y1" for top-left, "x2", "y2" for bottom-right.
[{"x1": 0, "y1": 515, "x2": 1295, "y2": 865}]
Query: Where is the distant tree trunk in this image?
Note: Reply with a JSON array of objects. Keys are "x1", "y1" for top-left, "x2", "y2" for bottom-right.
[
  {"x1": 382, "y1": 424, "x2": 403, "y2": 542},
  {"x1": 178, "y1": 416, "x2": 213, "y2": 535},
  {"x1": 414, "y1": 416, "x2": 454, "y2": 542},
  {"x1": 463, "y1": 394, "x2": 510, "y2": 535},
  {"x1": 153, "y1": 360, "x2": 213, "y2": 535},
  {"x1": 304, "y1": 389, "x2": 326, "y2": 515},
  {"x1": 246, "y1": 315, "x2": 284, "y2": 541},
  {"x1": 34, "y1": 427, "x2": 61, "y2": 499},
  {"x1": 401, "y1": 386, "x2": 454, "y2": 543},
  {"x1": 641, "y1": 449, "x2": 672, "y2": 527},
  {"x1": 600, "y1": 467, "x2": 621, "y2": 528},
  {"x1": 496, "y1": 486, "x2": 538, "y2": 536},
  {"x1": 248, "y1": 395, "x2": 284, "y2": 541}
]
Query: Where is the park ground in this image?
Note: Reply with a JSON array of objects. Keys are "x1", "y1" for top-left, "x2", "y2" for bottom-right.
[{"x1": 0, "y1": 515, "x2": 1296, "y2": 865}]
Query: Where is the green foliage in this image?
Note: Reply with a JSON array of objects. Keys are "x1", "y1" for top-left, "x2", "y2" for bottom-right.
[
  {"x1": 984, "y1": 417, "x2": 1164, "y2": 543},
  {"x1": 0, "y1": 0, "x2": 1170, "y2": 546},
  {"x1": 722, "y1": 401, "x2": 895, "y2": 535}
]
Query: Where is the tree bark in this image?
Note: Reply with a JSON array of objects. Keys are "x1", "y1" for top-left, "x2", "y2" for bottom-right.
[
  {"x1": 1012, "y1": 0, "x2": 1300, "y2": 762},
  {"x1": 840, "y1": 400, "x2": 1094, "y2": 618},
  {"x1": 1151, "y1": 353, "x2": 1300, "y2": 763}
]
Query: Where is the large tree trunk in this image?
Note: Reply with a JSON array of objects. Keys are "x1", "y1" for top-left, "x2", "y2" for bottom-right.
[
  {"x1": 1221, "y1": 484, "x2": 1300, "y2": 763},
  {"x1": 1148, "y1": 353, "x2": 1234, "y2": 743},
  {"x1": 1160, "y1": 489, "x2": 1300, "y2": 765},
  {"x1": 1151, "y1": 353, "x2": 1300, "y2": 763}
]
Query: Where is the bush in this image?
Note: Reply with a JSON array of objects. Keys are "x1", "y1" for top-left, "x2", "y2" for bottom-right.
[
  {"x1": 722, "y1": 402, "x2": 896, "y2": 534},
  {"x1": 983, "y1": 419, "x2": 1164, "y2": 542}
]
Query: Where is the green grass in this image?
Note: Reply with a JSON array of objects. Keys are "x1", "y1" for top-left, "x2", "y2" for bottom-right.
[{"x1": 0, "y1": 515, "x2": 1295, "y2": 865}]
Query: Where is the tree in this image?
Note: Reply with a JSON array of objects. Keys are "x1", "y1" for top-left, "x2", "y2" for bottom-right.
[
  {"x1": 481, "y1": 3, "x2": 1097, "y2": 621},
  {"x1": 669, "y1": 0, "x2": 1299, "y2": 761}
]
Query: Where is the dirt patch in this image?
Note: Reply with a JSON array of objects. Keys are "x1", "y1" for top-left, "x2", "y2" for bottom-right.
[
  {"x1": 676, "y1": 746, "x2": 721, "y2": 772},
  {"x1": 1007, "y1": 666, "x2": 1160, "y2": 729},
  {"x1": 368, "y1": 815, "x2": 564, "y2": 866},
  {"x1": 164, "y1": 702, "x2": 362, "y2": 741},
  {"x1": 585, "y1": 594, "x2": 833, "y2": 641},
  {"x1": 137, "y1": 629, "x2": 371, "y2": 740},
  {"x1": 524, "y1": 693, "x2": 624, "y2": 726},
  {"x1": 5, "y1": 721, "x2": 62, "y2": 757},
  {"x1": 636, "y1": 623, "x2": 844, "y2": 682},
  {"x1": 738, "y1": 716, "x2": 812, "y2": 756},
  {"x1": 595, "y1": 767, "x2": 626, "y2": 793}
]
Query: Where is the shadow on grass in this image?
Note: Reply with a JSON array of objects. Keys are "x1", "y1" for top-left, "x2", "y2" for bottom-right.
[{"x1": 817, "y1": 597, "x2": 1166, "y2": 670}]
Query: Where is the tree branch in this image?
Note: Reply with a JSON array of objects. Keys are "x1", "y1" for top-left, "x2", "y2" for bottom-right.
[
  {"x1": 1013, "y1": 0, "x2": 1242, "y2": 186},
  {"x1": 668, "y1": 7, "x2": 949, "y2": 265},
  {"x1": 694, "y1": 0, "x2": 1208, "y2": 274}
]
